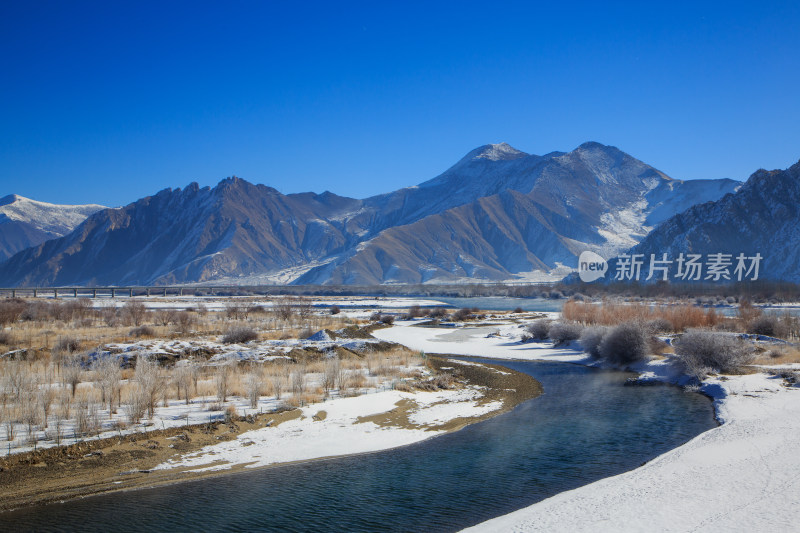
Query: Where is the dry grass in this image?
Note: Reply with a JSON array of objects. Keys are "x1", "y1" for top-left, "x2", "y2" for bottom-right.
[
  {"x1": 752, "y1": 346, "x2": 800, "y2": 366},
  {"x1": 0, "y1": 297, "x2": 426, "y2": 450},
  {"x1": 562, "y1": 299, "x2": 722, "y2": 332}
]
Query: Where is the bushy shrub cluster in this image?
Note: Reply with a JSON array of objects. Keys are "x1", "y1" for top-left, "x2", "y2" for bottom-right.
[
  {"x1": 598, "y1": 322, "x2": 650, "y2": 366},
  {"x1": 0, "y1": 331, "x2": 15, "y2": 345},
  {"x1": 547, "y1": 322, "x2": 583, "y2": 346},
  {"x1": 129, "y1": 325, "x2": 155, "y2": 338},
  {"x1": 370, "y1": 313, "x2": 395, "y2": 325},
  {"x1": 522, "y1": 319, "x2": 551, "y2": 342},
  {"x1": 428, "y1": 308, "x2": 448, "y2": 319},
  {"x1": 53, "y1": 336, "x2": 81, "y2": 355},
  {"x1": 452, "y1": 308, "x2": 473, "y2": 321},
  {"x1": 579, "y1": 326, "x2": 608, "y2": 359},
  {"x1": 748, "y1": 315, "x2": 789, "y2": 338},
  {"x1": 222, "y1": 327, "x2": 258, "y2": 344},
  {"x1": 406, "y1": 305, "x2": 426, "y2": 318},
  {"x1": 674, "y1": 330, "x2": 755, "y2": 378}
]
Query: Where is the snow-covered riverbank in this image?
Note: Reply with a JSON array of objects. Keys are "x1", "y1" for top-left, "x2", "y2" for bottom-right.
[
  {"x1": 375, "y1": 321, "x2": 800, "y2": 532},
  {"x1": 154, "y1": 385, "x2": 504, "y2": 474}
]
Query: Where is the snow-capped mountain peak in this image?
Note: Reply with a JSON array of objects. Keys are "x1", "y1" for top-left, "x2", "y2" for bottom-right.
[
  {"x1": 471, "y1": 142, "x2": 528, "y2": 161},
  {"x1": 0, "y1": 194, "x2": 107, "y2": 261}
]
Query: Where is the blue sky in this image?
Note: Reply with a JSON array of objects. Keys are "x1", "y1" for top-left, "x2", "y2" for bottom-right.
[{"x1": 1, "y1": 1, "x2": 799, "y2": 206}]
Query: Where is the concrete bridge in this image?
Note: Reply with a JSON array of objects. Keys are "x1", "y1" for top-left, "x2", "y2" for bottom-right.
[
  {"x1": 0, "y1": 281, "x2": 555, "y2": 299},
  {"x1": 0, "y1": 286, "x2": 236, "y2": 298}
]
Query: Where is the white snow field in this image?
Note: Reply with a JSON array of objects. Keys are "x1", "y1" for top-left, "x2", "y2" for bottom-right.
[
  {"x1": 374, "y1": 321, "x2": 800, "y2": 533},
  {"x1": 155, "y1": 385, "x2": 503, "y2": 474}
]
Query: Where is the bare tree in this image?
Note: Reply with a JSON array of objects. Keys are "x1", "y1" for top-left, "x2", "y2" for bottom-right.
[
  {"x1": 174, "y1": 311, "x2": 195, "y2": 334},
  {"x1": 62, "y1": 355, "x2": 83, "y2": 397},
  {"x1": 271, "y1": 362, "x2": 288, "y2": 400},
  {"x1": 322, "y1": 357, "x2": 339, "y2": 397},
  {"x1": 21, "y1": 389, "x2": 39, "y2": 445},
  {"x1": 215, "y1": 361, "x2": 234, "y2": 404},
  {"x1": 101, "y1": 307, "x2": 119, "y2": 327},
  {"x1": 51, "y1": 391, "x2": 70, "y2": 446},
  {"x1": 225, "y1": 303, "x2": 248, "y2": 320},
  {"x1": 291, "y1": 367, "x2": 306, "y2": 396},
  {"x1": 297, "y1": 300, "x2": 313, "y2": 319},
  {"x1": 336, "y1": 361, "x2": 349, "y2": 391},
  {"x1": 274, "y1": 300, "x2": 294, "y2": 321},
  {"x1": 75, "y1": 397, "x2": 100, "y2": 436},
  {"x1": 134, "y1": 355, "x2": 163, "y2": 418},
  {"x1": 245, "y1": 368, "x2": 262, "y2": 409},
  {"x1": 4, "y1": 362, "x2": 29, "y2": 402},
  {"x1": 37, "y1": 385, "x2": 55, "y2": 429},
  {"x1": 93, "y1": 356, "x2": 122, "y2": 413},
  {"x1": 125, "y1": 386, "x2": 147, "y2": 425},
  {"x1": 154, "y1": 309, "x2": 177, "y2": 326},
  {"x1": 1, "y1": 402, "x2": 15, "y2": 442},
  {"x1": 123, "y1": 300, "x2": 148, "y2": 327},
  {"x1": 174, "y1": 363, "x2": 194, "y2": 405},
  {"x1": 190, "y1": 363, "x2": 201, "y2": 395}
]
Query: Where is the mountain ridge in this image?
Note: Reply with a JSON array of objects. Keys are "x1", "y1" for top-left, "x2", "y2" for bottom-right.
[
  {"x1": 624, "y1": 160, "x2": 800, "y2": 283},
  {"x1": 0, "y1": 142, "x2": 742, "y2": 286}
]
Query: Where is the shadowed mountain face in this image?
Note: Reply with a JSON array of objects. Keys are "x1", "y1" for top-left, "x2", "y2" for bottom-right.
[
  {"x1": 0, "y1": 143, "x2": 741, "y2": 287},
  {"x1": 0, "y1": 180, "x2": 362, "y2": 286},
  {"x1": 625, "y1": 160, "x2": 800, "y2": 282},
  {"x1": 0, "y1": 195, "x2": 106, "y2": 261}
]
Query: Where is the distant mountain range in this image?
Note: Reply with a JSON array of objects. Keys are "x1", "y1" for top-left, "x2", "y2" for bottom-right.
[
  {"x1": 627, "y1": 160, "x2": 800, "y2": 283},
  {"x1": 0, "y1": 195, "x2": 105, "y2": 261},
  {"x1": 297, "y1": 142, "x2": 740, "y2": 284},
  {"x1": 0, "y1": 142, "x2": 744, "y2": 286}
]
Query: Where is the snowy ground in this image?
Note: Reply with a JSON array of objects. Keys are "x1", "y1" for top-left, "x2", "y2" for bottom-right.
[
  {"x1": 101, "y1": 331, "x2": 385, "y2": 365},
  {"x1": 374, "y1": 320, "x2": 800, "y2": 532},
  {"x1": 154, "y1": 385, "x2": 503, "y2": 474},
  {"x1": 467, "y1": 372, "x2": 800, "y2": 533}
]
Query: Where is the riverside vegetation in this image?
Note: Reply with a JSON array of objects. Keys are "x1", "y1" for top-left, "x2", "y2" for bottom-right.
[
  {"x1": 525, "y1": 299, "x2": 800, "y2": 379},
  {"x1": 0, "y1": 297, "x2": 460, "y2": 455}
]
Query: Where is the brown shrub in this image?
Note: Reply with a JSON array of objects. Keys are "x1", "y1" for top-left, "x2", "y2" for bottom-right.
[
  {"x1": 562, "y1": 299, "x2": 721, "y2": 332},
  {"x1": 222, "y1": 327, "x2": 258, "y2": 344}
]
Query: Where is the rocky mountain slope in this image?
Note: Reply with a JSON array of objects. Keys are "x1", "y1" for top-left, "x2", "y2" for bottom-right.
[
  {"x1": 0, "y1": 195, "x2": 105, "y2": 261},
  {"x1": 0, "y1": 143, "x2": 741, "y2": 286},
  {"x1": 0, "y1": 180, "x2": 361, "y2": 286},
  {"x1": 298, "y1": 142, "x2": 741, "y2": 284},
  {"x1": 625, "y1": 160, "x2": 800, "y2": 282}
]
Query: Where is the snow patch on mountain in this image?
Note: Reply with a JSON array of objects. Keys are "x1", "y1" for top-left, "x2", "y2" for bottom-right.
[
  {"x1": 0, "y1": 194, "x2": 105, "y2": 235},
  {"x1": 595, "y1": 199, "x2": 653, "y2": 257},
  {"x1": 472, "y1": 142, "x2": 527, "y2": 161}
]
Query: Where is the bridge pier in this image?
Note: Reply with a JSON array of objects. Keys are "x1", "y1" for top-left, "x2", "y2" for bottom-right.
[
  {"x1": 129, "y1": 288, "x2": 133, "y2": 297},
  {"x1": 92, "y1": 289, "x2": 97, "y2": 298},
  {"x1": 73, "y1": 288, "x2": 78, "y2": 297},
  {"x1": 33, "y1": 289, "x2": 37, "y2": 297},
  {"x1": 11, "y1": 289, "x2": 15, "y2": 298},
  {"x1": 111, "y1": 288, "x2": 115, "y2": 298},
  {"x1": 54, "y1": 288, "x2": 58, "y2": 298},
  {"x1": 146, "y1": 288, "x2": 150, "y2": 297},
  {"x1": 179, "y1": 288, "x2": 184, "y2": 296}
]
